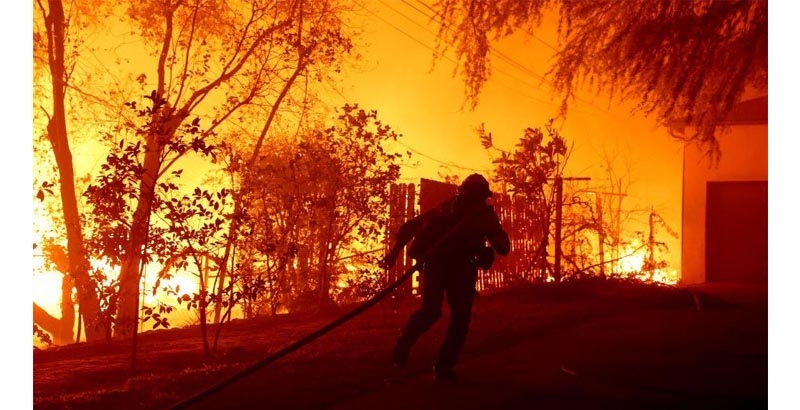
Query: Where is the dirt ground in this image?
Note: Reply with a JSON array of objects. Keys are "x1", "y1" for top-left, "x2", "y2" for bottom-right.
[{"x1": 33, "y1": 279, "x2": 767, "y2": 409}]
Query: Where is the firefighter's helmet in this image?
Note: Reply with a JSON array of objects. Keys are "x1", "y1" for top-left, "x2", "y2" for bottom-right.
[{"x1": 458, "y1": 173, "x2": 493, "y2": 199}]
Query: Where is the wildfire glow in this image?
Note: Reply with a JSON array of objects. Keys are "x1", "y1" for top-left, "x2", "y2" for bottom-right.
[
  {"x1": 32, "y1": 259, "x2": 64, "y2": 319},
  {"x1": 34, "y1": 252, "x2": 210, "y2": 344},
  {"x1": 618, "y1": 246, "x2": 646, "y2": 274},
  {"x1": 613, "y1": 242, "x2": 680, "y2": 285},
  {"x1": 31, "y1": 0, "x2": 691, "y2": 348}
]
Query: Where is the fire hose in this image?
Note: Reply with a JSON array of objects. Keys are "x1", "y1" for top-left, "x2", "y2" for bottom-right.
[{"x1": 165, "y1": 263, "x2": 419, "y2": 410}]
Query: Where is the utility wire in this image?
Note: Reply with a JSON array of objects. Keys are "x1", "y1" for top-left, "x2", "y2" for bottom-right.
[
  {"x1": 394, "y1": 139, "x2": 490, "y2": 173},
  {"x1": 377, "y1": 0, "x2": 625, "y2": 135},
  {"x1": 403, "y1": 0, "x2": 551, "y2": 84},
  {"x1": 400, "y1": 0, "x2": 635, "y2": 124},
  {"x1": 411, "y1": 0, "x2": 559, "y2": 53},
  {"x1": 399, "y1": 0, "x2": 551, "y2": 86},
  {"x1": 364, "y1": 0, "x2": 560, "y2": 108},
  {"x1": 383, "y1": 0, "x2": 555, "y2": 96},
  {"x1": 320, "y1": 77, "x2": 486, "y2": 174}
]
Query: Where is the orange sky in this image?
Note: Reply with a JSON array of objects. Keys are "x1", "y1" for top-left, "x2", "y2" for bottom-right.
[{"x1": 329, "y1": 1, "x2": 685, "y2": 271}]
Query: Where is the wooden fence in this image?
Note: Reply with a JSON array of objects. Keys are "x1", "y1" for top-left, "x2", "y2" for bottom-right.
[{"x1": 385, "y1": 182, "x2": 417, "y2": 296}]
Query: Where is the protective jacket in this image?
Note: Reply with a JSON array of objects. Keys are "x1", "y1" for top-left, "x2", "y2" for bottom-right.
[{"x1": 394, "y1": 195, "x2": 510, "y2": 269}]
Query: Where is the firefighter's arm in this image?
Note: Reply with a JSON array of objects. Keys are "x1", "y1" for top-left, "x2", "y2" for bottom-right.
[
  {"x1": 378, "y1": 250, "x2": 400, "y2": 270},
  {"x1": 485, "y1": 209, "x2": 511, "y2": 256},
  {"x1": 379, "y1": 213, "x2": 427, "y2": 269}
]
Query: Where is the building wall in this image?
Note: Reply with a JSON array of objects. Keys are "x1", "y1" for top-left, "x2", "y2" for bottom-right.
[{"x1": 681, "y1": 124, "x2": 768, "y2": 284}]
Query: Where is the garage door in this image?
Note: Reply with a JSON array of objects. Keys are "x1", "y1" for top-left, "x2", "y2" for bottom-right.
[{"x1": 705, "y1": 181, "x2": 768, "y2": 283}]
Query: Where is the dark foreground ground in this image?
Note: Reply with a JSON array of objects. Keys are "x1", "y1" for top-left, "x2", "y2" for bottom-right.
[{"x1": 34, "y1": 279, "x2": 767, "y2": 410}]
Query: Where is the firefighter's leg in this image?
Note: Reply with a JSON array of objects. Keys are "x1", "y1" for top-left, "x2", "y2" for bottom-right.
[
  {"x1": 435, "y1": 267, "x2": 478, "y2": 375},
  {"x1": 393, "y1": 272, "x2": 444, "y2": 367}
]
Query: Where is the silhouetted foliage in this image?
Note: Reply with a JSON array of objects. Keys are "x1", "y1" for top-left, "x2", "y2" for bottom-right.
[
  {"x1": 83, "y1": 140, "x2": 144, "y2": 266},
  {"x1": 238, "y1": 104, "x2": 403, "y2": 311},
  {"x1": 434, "y1": 0, "x2": 767, "y2": 160},
  {"x1": 557, "y1": 188, "x2": 599, "y2": 277},
  {"x1": 33, "y1": 323, "x2": 53, "y2": 347},
  {"x1": 480, "y1": 120, "x2": 569, "y2": 280},
  {"x1": 641, "y1": 210, "x2": 679, "y2": 281},
  {"x1": 153, "y1": 181, "x2": 235, "y2": 355}
]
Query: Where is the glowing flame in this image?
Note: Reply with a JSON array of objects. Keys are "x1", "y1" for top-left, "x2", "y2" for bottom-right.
[
  {"x1": 617, "y1": 246, "x2": 646, "y2": 274},
  {"x1": 336, "y1": 263, "x2": 359, "y2": 288},
  {"x1": 32, "y1": 256, "x2": 64, "y2": 319},
  {"x1": 34, "y1": 249, "x2": 209, "y2": 346},
  {"x1": 650, "y1": 269, "x2": 680, "y2": 285},
  {"x1": 612, "y1": 240, "x2": 680, "y2": 285}
]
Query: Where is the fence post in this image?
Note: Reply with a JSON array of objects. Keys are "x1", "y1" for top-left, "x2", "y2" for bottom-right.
[{"x1": 554, "y1": 177, "x2": 563, "y2": 282}]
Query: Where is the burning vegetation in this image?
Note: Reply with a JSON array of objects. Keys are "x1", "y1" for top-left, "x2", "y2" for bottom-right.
[{"x1": 34, "y1": 109, "x2": 680, "y2": 350}]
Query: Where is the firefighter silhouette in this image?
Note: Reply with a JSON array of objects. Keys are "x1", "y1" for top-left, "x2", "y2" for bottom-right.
[{"x1": 380, "y1": 174, "x2": 510, "y2": 382}]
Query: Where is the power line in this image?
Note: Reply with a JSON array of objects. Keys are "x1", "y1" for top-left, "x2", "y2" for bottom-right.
[
  {"x1": 403, "y1": 0, "x2": 550, "y2": 84},
  {"x1": 321, "y1": 78, "x2": 488, "y2": 174},
  {"x1": 411, "y1": 0, "x2": 559, "y2": 53},
  {"x1": 399, "y1": 0, "x2": 550, "y2": 84},
  {"x1": 389, "y1": 0, "x2": 551, "y2": 89},
  {"x1": 399, "y1": 0, "x2": 634, "y2": 124},
  {"x1": 367, "y1": 0, "x2": 439, "y2": 56},
  {"x1": 367, "y1": 0, "x2": 560, "y2": 108},
  {"x1": 394, "y1": 138, "x2": 490, "y2": 173}
]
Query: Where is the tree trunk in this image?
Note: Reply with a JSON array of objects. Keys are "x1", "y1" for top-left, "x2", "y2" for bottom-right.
[
  {"x1": 59, "y1": 273, "x2": 76, "y2": 342},
  {"x1": 115, "y1": 133, "x2": 162, "y2": 338},
  {"x1": 317, "y1": 250, "x2": 331, "y2": 308},
  {"x1": 316, "y1": 217, "x2": 335, "y2": 308},
  {"x1": 44, "y1": 0, "x2": 107, "y2": 342},
  {"x1": 34, "y1": 246, "x2": 75, "y2": 345}
]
